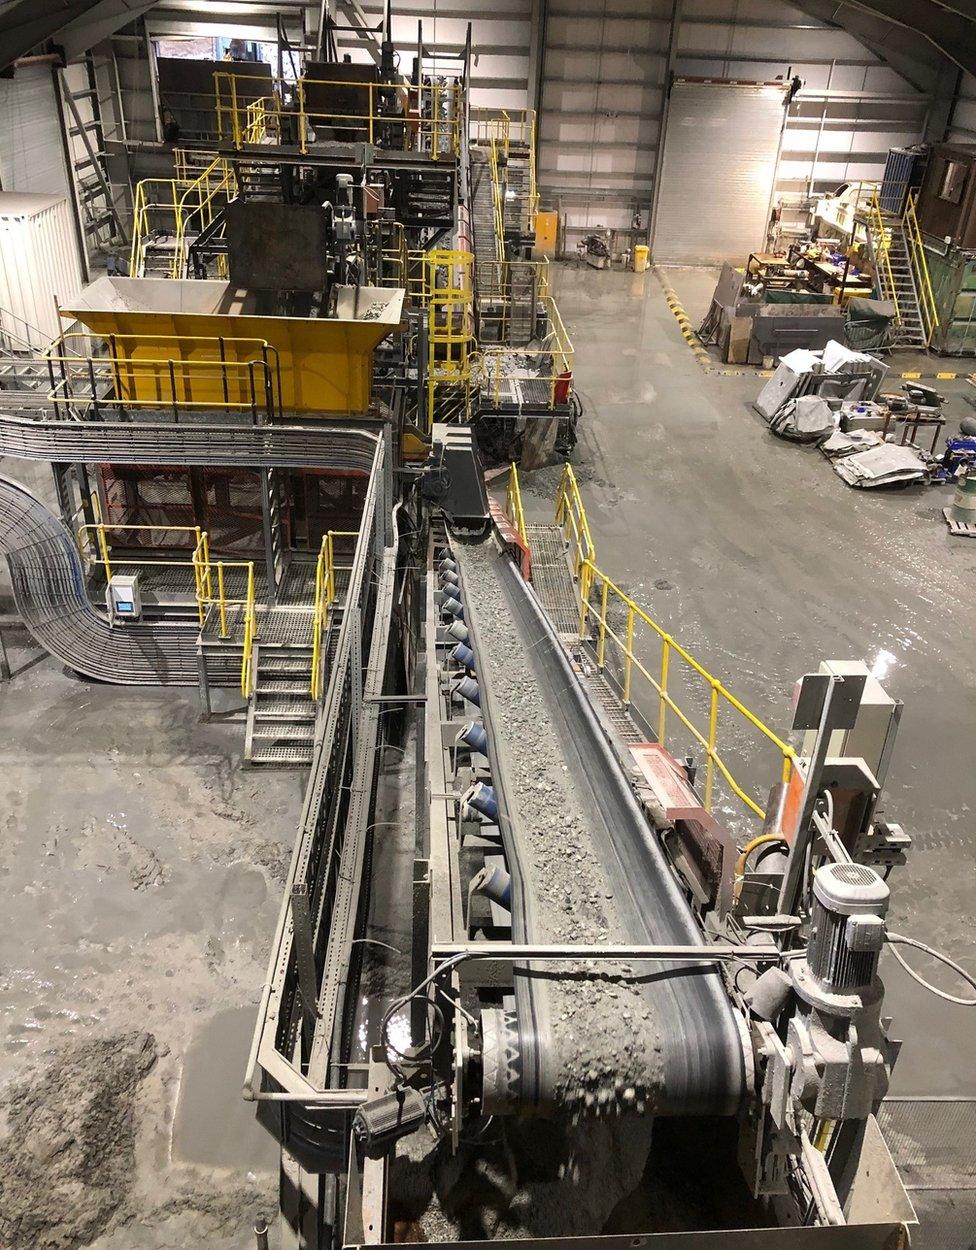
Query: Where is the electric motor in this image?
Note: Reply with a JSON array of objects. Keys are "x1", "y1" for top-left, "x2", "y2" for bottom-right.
[{"x1": 806, "y1": 862, "x2": 889, "y2": 994}]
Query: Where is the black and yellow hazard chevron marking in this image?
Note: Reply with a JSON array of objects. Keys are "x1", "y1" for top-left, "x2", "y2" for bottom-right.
[
  {"x1": 650, "y1": 264, "x2": 975, "y2": 383},
  {"x1": 653, "y1": 266, "x2": 715, "y2": 372}
]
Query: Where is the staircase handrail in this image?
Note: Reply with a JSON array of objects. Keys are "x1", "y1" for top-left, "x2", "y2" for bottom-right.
[
  {"x1": 867, "y1": 191, "x2": 901, "y2": 324},
  {"x1": 487, "y1": 135, "x2": 506, "y2": 263},
  {"x1": 903, "y1": 189, "x2": 939, "y2": 346}
]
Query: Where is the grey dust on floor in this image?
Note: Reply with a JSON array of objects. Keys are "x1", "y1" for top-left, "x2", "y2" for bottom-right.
[{"x1": 0, "y1": 580, "x2": 304, "y2": 1247}]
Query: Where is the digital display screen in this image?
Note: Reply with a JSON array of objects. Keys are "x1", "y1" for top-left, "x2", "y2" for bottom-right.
[{"x1": 116, "y1": 601, "x2": 134, "y2": 613}]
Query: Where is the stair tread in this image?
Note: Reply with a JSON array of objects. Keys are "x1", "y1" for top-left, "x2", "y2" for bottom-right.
[
  {"x1": 252, "y1": 722, "x2": 315, "y2": 740},
  {"x1": 248, "y1": 744, "x2": 313, "y2": 764}
]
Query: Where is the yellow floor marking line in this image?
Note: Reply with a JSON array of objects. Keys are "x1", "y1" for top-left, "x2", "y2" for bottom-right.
[{"x1": 651, "y1": 266, "x2": 975, "y2": 383}]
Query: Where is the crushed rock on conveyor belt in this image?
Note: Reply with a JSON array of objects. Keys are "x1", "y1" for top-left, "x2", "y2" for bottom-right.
[{"x1": 459, "y1": 541, "x2": 665, "y2": 1118}]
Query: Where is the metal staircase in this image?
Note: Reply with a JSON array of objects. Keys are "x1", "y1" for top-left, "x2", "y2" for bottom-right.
[
  {"x1": 504, "y1": 156, "x2": 533, "y2": 239},
  {"x1": 470, "y1": 150, "x2": 501, "y2": 264},
  {"x1": 865, "y1": 191, "x2": 939, "y2": 350},
  {"x1": 245, "y1": 641, "x2": 317, "y2": 765},
  {"x1": 879, "y1": 219, "x2": 926, "y2": 347}
]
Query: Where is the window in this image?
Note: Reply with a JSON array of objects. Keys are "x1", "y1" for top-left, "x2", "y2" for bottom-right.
[{"x1": 938, "y1": 158, "x2": 969, "y2": 205}]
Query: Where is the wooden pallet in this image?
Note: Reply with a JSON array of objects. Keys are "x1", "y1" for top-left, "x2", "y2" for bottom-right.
[{"x1": 943, "y1": 507, "x2": 976, "y2": 537}]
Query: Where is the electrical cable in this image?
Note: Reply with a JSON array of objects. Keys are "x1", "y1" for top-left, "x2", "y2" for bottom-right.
[{"x1": 885, "y1": 932, "x2": 976, "y2": 1007}]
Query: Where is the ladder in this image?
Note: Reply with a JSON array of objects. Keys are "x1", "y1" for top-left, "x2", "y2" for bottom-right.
[{"x1": 58, "y1": 52, "x2": 129, "y2": 256}]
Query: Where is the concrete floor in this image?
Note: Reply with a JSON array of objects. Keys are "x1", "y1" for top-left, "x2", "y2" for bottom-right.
[
  {"x1": 0, "y1": 464, "x2": 303, "y2": 1249},
  {"x1": 0, "y1": 268, "x2": 973, "y2": 1247},
  {"x1": 521, "y1": 264, "x2": 976, "y2": 1096}
]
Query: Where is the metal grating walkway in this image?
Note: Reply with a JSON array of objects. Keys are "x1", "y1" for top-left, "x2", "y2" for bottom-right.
[
  {"x1": 527, "y1": 523, "x2": 644, "y2": 748},
  {"x1": 526, "y1": 524, "x2": 580, "y2": 634},
  {"x1": 879, "y1": 1097, "x2": 976, "y2": 1250}
]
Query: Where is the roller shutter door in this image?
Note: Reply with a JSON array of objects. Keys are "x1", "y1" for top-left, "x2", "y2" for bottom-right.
[
  {"x1": 653, "y1": 80, "x2": 786, "y2": 265},
  {"x1": 0, "y1": 65, "x2": 73, "y2": 200}
]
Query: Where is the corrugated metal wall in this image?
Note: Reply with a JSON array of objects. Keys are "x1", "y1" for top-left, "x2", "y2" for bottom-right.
[
  {"x1": 537, "y1": 0, "x2": 935, "y2": 244},
  {"x1": 653, "y1": 81, "x2": 786, "y2": 263},
  {"x1": 947, "y1": 72, "x2": 976, "y2": 145},
  {"x1": 538, "y1": 0, "x2": 669, "y2": 227}
]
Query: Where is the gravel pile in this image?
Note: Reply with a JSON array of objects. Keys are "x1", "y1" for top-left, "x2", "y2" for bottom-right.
[
  {"x1": 0, "y1": 1032, "x2": 157, "y2": 1249},
  {"x1": 458, "y1": 542, "x2": 665, "y2": 1116}
]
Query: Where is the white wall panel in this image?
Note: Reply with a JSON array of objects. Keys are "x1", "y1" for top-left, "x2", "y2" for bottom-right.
[
  {"x1": 339, "y1": 0, "x2": 533, "y2": 110},
  {"x1": 536, "y1": 0, "x2": 936, "y2": 248}
]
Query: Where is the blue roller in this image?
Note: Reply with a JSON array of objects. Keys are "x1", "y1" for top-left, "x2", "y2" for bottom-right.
[
  {"x1": 451, "y1": 642, "x2": 476, "y2": 670},
  {"x1": 443, "y1": 598, "x2": 465, "y2": 621},
  {"x1": 457, "y1": 721, "x2": 488, "y2": 755},
  {"x1": 472, "y1": 863, "x2": 512, "y2": 909},
  {"x1": 456, "y1": 675, "x2": 480, "y2": 707},
  {"x1": 446, "y1": 619, "x2": 470, "y2": 644},
  {"x1": 466, "y1": 781, "x2": 498, "y2": 822}
]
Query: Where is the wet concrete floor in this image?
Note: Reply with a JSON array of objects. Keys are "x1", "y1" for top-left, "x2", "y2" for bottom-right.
[
  {"x1": 0, "y1": 460, "x2": 303, "y2": 1248},
  {"x1": 519, "y1": 264, "x2": 976, "y2": 1096}
]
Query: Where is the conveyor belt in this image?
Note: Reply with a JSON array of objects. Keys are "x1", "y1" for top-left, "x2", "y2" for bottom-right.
[{"x1": 457, "y1": 538, "x2": 745, "y2": 1117}]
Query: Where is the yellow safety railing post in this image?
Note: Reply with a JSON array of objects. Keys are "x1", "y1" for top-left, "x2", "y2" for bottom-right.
[
  {"x1": 623, "y1": 605, "x2": 635, "y2": 706},
  {"x1": 658, "y1": 638, "x2": 670, "y2": 744},
  {"x1": 578, "y1": 559, "x2": 590, "y2": 637},
  {"x1": 506, "y1": 463, "x2": 528, "y2": 544},
  {"x1": 217, "y1": 562, "x2": 227, "y2": 638},
  {"x1": 97, "y1": 524, "x2": 112, "y2": 583},
  {"x1": 705, "y1": 681, "x2": 720, "y2": 812},
  {"x1": 596, "y1": 575, "x2": 609, "y2": 669}
]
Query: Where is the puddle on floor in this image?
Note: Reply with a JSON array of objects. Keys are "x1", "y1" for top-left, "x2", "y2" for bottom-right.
[{"x1": 172, "y1": 1006, "x2": 278, "y2": 1172}]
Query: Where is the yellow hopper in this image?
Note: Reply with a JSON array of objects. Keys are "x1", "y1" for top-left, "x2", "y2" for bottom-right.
[{"x1": 62, "y1": 277, "x2": 404, "y2": 415}]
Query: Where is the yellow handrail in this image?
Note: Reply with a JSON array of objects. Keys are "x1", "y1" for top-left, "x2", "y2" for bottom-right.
[
  {"x1": 78, "y1": 520, "x2": 256, "y2": 695},
  {"x1": 311, "y1": 530, "x2": 358, "y2": 699},
  {"x1": 478, "y1": 294, "x2": 574, "y2": 408},
  {"x1": 44, "y1": 331, "x2": 281, "y2": 421},
  {"x1": 553, "y1": 467, "x2": 795, "y2": 820},
  {"x1": 505, "y1": 463, "x2": 528, "y2": 545},
  {"x1": 214, "y1": 72, "x2": 462, "y2": 160},
  {"x1": 425, "y1": 249, "x2": 475, "y2": 429},
  {"x1": 129, "y1": 155, "x2": 233, "y2": 279},
  {"x1": 487, "y1": 134, "x2": 506, "y2": 263},
  {"x1": 903, "y1": 189, "x2": 939, "y2": 346},
  {"x1": 554, "y1": 464, "x2": 594, "y2": 577},
  {"x1": 867, "y1": 192, "x2": 901, "y2": 324},
  {"x1": 240, "y1": 563, "x2": 257, "y2": 698}
]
